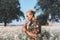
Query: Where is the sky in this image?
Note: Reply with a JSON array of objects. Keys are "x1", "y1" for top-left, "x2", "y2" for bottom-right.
[
  {"x1": 10, "y1": 0, "x2": 60, "y2": 26},
  {"x1": 8, "y1": 0, "x2": 60, "y2": 26},
  {"x1": 20, "y1": 0, "x2": 37, "y2": 16},
  {"x1": 0, "y1": 0, "x2": 37, "y2": 25},
  {"x1": 19, "y1": 0, "x2": 37, "y2": 24},
  {"x1": 19, "y1": 0, "x2": 38, "y2": 25},
  {"x1": 0, "y1": 0, "x2": 60, "y2": 25}
]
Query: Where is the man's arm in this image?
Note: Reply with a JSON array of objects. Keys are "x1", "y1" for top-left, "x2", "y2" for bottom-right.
[
  {"x1": 22, "y1": 19, "x2": 28, "y2": 32},
  {"x1": 22, "y1": 24, "x2": 27, "y2": 32},
  {"x1": 22, "y1": 24, "x2": 37, "y2": 39},
  {"x1": 26, "y1": 31, "x2": 37, "y2": 39}
]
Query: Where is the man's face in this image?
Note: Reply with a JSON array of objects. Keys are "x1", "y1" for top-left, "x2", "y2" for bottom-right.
[{"x1": 26, "y1": 12, "x2": 33, "y2": 20}]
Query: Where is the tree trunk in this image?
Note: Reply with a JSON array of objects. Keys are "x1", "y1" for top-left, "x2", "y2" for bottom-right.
[{"x1": 4, "y1": 22, "x2": 7, "y2": 27}]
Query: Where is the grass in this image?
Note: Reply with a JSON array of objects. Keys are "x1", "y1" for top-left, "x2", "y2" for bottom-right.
[{"x1": 0, "y1": 26, "x2": 60, "y2": 40}]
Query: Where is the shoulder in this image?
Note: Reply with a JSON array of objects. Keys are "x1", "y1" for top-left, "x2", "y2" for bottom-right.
[{"x1": 24, "y1": 19, "x2": 29, "y2": 24}]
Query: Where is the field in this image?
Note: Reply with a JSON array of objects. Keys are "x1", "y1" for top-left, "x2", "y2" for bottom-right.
[{"x1": 0, "y1": 26, "x2": 60, "y2": 40}]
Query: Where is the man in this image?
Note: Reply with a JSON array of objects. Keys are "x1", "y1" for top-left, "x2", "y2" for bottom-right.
[{"x1": 22, "y1": 10, "x2": 41, "y2": 40}]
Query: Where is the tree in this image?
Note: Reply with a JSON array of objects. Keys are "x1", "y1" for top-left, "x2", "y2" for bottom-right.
[
  {"x1": 0, "y1": 0, "x2": 24, "y2": 26},
  {"x1": 35, "y1": 0, "x2": 60, "y2": 25},
  {"x1": 36, "y1": 13, "x2": 49, "y2": 25}
]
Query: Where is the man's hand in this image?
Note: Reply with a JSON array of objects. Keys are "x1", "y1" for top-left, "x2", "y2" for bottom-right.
[{"x1": 26, "y1": 31, "x2": 37, "y2": 39}]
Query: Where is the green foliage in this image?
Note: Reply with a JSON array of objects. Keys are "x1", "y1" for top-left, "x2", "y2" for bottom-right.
[
  {"x1": 35, "y1": 0, "x2": 60, "y2": 25},
  {"x1": 0, "y1": 0, "x2": 24, "y2": 26},
  {"x1": 37, "y1": 13, "x2": 49, "y2": 25}
]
